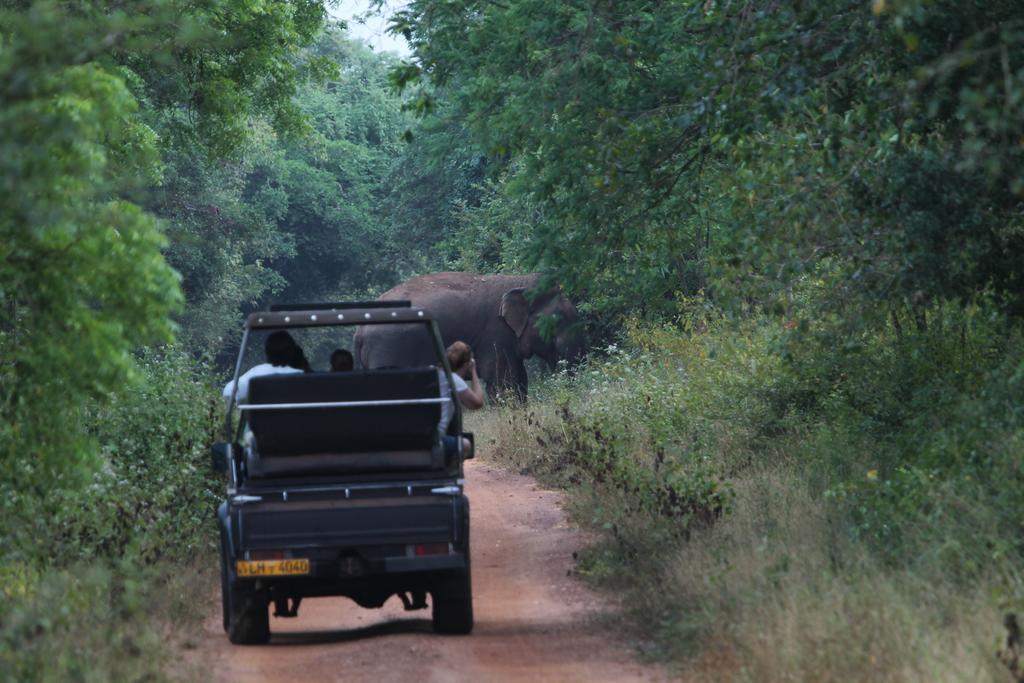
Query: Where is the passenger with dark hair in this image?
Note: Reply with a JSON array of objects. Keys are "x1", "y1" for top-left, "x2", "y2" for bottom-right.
[
  {"x1": 265, "y1": 330, "x2": 298, "y2": 365},
  {"x1": 222, "y1": 330, "x2": 304, "y2": 403},
  {"x1": 290, "y1": 345, "x2": 312, "y2": 373},
  {"x1": 330, "y1": 348, "x2": 354, "y2": 372}
]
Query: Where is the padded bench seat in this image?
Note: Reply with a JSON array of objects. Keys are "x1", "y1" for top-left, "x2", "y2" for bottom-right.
[{"x1": 244, "y1": 367, "x2": 445, "y2": 478}]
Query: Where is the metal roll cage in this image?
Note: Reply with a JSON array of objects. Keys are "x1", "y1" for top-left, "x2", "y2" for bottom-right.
[{"x1": 223, "y1": 304, "x2": 458, "y2": 443}]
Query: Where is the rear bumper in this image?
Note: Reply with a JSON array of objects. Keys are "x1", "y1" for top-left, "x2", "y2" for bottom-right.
[
  {"x1": 232, "y1": 552, "x2": 468, "y2": 582},
  {"x1": 229, "y1": 553, "x2": 468, "y2": 603},
  {"x1": 384, "y1": 554, "x2": 466, "y2": 573}
]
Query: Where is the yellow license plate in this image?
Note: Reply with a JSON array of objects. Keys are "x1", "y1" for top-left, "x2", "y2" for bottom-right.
[{"x1": 236, "y1": 558, "x2": 310, "y2": 577}]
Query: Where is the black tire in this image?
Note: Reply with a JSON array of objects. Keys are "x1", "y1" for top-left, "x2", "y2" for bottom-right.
[
  {"x1": 432, "y1": 570, "x2": 473, "y2": 634},
  {"x1": 219, "y1": 526, "x2": 232, "y2": 632},
  {"x1": 226, "y1": 586, "x2": 270, "y2": 645},
  {"x1": 220, "y1": 546, "x2": 231, "y2": 633},
  {"x1": 220, "y1": 528, "x2": 270, "y2": 644}
]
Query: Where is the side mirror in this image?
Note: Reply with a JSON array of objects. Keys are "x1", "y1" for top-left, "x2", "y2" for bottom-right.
[
  {"x1": 461, "y1": 432, "x2": 475, "y2": 460},
  {"x1": 211, "y1": 442, "x2": 232, "y2": 473}
]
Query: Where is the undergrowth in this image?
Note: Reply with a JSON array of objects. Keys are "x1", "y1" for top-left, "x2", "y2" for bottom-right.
[
  {"x1": 0, "y1": 349, "x2": 221, "y2": 682},
  {"x1": 474, "y1": 302, "x2": 1024, "y2": 682}
]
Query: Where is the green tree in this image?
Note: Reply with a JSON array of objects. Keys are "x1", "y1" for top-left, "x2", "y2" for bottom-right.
[
  {"x1": 387, "y1": 0, "x2": 1024, "y2": 326},
  {"x1": 387, "y1": 0, "x2": 716, "y2": 314},
  {"x1": 0, "y1": 4, "x2": 181, "y2": 505},
  {"x1": 151, "y1": 27, "x2": 425, "y2": 353},
  {"x1": 153, "y1": 133, "x2": 294, "y2": 353},
  {"x1": 0, "y1": 0, "x2": 331, "y2": 542},
  {"x1": 122, "y1": 0, "x2": 332, "y2": 156},
  {"x1": 382, "y1": 109, "x2": 491, "y2": 277},
  {"x1": 265, "y1": 31, "x2": 410, "y2": 304},
  {"x1": 128, "y1": 0, "x2": 336, "y2": 352}
]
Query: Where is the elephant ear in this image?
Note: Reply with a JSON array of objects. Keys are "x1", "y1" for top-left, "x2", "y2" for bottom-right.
[{"x1": 499, "y1": 288, "x2": 531, "y2": 338}]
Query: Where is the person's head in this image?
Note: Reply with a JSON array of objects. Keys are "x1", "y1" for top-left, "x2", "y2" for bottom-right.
[
  {"x1": 331, "y1": 348, "x2": 354, "y2": 372},
  {"x1": 446, "y1": 341, "x2": 472, "y2": 378},
  {"x1": 265, "y1": 331, "x2": 297, "y2": 366}
]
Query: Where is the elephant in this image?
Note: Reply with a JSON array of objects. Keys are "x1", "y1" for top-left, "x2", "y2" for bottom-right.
[{"x1": 353, "y1": 272, "x2": 585, "y2": 399}]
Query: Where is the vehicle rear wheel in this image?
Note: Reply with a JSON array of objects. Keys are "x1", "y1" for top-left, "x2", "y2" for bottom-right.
[
  {"x1": 226, "y1": 582, "x2": 270, "y2": 645},
  {"x1": 221, "y1": 528, "x2": 270, "y2": 644},
  {"x1": 432, "y1": 570, "x2": 473, "y2": 634},
  {"x1": 220, "y1": 544, "x2": 230, "y2": 633}
]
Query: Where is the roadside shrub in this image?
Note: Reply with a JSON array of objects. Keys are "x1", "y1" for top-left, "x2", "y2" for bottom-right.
[
  {"x1": 0, "y1": 561, "x2": 209, "y2": 683},
  {"x1": 475, "y1": 299, "x2": 1024, "y2": 679},
  {"x1": 655, "y1": 465, "x2": 1013, "y2": 683},
  {"x1": 773, "y1": 304, "x2": 1024, "y2": 575},
  {"x1": 47, "y1": 348, "x2": 222, "y2": 564},
  {"x1": 0, "y1": 348, "x2": 221, "y2": 681},
  {"x1": 483, "y1": 309, "x2": 787, "y2": 544}
]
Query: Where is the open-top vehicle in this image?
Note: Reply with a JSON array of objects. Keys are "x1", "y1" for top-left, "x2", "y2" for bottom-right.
[{"x1": 212, "y1": 301, "x2": 473, "y2": 644}]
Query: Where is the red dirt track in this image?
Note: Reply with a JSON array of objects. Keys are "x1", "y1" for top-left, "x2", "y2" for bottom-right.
[{"x1": 201, "y1": 461, "x2": 668, "y2": 682}]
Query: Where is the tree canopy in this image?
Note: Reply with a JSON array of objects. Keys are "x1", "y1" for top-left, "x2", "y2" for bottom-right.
[
  {"x1": 0, "y1": 0, "x2": 331, "y2": 493},
  {"x1": 5, "y1": 0, "x2": 1024, "y2": 521},
  {"x1": 388, "y1": 0, "x2": 1024, "y2": 325}
]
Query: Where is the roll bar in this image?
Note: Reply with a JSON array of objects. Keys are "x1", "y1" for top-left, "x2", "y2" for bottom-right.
[
  {"x1": 268, "y1": 300, "x2": 411, "y2": 312},
  {"x1": 237, "y1": 398, "x2": 448, "y2": 411},
  {"x1": 246, "y1": 306, "x2": 431, "y2": 330},
  {"x1": 223, "y1": 305, "x2": 457, "y2": 449}
]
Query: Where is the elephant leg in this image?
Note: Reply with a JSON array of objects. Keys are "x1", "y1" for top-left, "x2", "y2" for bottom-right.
[
  {"x1": 474, "y1": 351, "x2": 499, "y2": 401},
  {"x1": 490, "y1": 347, "x2": 528, "y2": 402},
  {"x1": 352, "y1": 331, "x2": 365, "y2": 370}
]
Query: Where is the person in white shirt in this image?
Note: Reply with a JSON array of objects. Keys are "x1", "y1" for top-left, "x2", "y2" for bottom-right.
[
  {"x1": 223, "y1": 330, "x2": 304, "y2": 404},
  {"x1": 438, "y1": 341, "x2": 485, "y2": 453},
  {"x1": 447, "y1": 341, "x2": 484, "y2": 409}
]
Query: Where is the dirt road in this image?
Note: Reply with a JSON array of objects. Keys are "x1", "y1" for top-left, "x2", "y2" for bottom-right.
[{"x1": 200, "y1": 460, "x2": 668, "y2": 682}]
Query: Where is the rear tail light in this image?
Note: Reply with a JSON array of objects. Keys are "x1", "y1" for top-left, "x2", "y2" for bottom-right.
[{"x1": 413, "y1": 543, "x2": 450, "y2": 556}]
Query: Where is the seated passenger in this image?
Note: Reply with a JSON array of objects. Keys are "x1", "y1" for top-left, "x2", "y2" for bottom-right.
[
  {"x1": 438, "y1": 341, "x2": 484, "y2": 455},
  {"x1": 447, "y1": 341, "x2": 484, "y2": 410},
  {"x1": 222, "y1": 331, "x2": 304, "y2": 404},
  {"x1": 330, "y1": 348, "x2": 354, "y2": 372},
  {"x1": 290, "y1": 345, "x2": 312, "y2": 373}
]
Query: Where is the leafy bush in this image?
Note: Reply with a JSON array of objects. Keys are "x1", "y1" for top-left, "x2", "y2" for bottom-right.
[
  {"x1": 1, "y1": 348, "x2": 222, "y2": 565},
  {"x1": 474, "y1": 300, "x2": 1024, "y2": 679},
  {"x1": 42, "y1": 348, "x2": 223, "y2": 564},
  {"x1": 0, "y1": 561, "x2": 210, "y2": 683},
  {"x1": 0, "y1": 349, "x2": 221, "y2": 681},
  {"x1": 759, "y1": 302, "x2": 1024, "y2": 575},
  {"x1": 482, "y1": 307, "x2": 784, "y2": 544}
]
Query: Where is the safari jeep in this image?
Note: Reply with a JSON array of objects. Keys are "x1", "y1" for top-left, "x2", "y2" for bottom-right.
[{"x1": 212, "y1": 302, "x2": 473, "y2": 644}]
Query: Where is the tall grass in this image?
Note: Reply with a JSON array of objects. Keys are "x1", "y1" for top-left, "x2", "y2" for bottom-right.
[{"x1": 471, "y1": 304, "x2": 1024, "y2": 681}]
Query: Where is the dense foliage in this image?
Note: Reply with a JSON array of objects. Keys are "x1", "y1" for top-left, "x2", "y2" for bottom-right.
[
  {"x1": 158, "y1": 33, "x2": 406, "y2": 351},
  {"x1": 0, "y1": 2, "x2": 331, "y2": 677},
  {"x1": 3, "y1": 0, "x2": 1024, "y2": 677},
  {"x1": 0, "y1": 0, "x2": 331, "y2": 493},
  {"x1": 482, "y1": 300, "x2": 1024, "y2": 679},
  {"x1": 384, "y1": 1, "x2": 1024, "y2": 674},
  {"x1": 390, "y1": 0, "x2": 1024, "y2": 322},
  {"x1": 0, "y1": 3, "x2": 180, "y2": 497},
  {"x1": 0, "y1": 350, "x2": 220, "y2": 680},
  {"x1": 390, "y1": 0, "x2": 1024, "y2": 586}
]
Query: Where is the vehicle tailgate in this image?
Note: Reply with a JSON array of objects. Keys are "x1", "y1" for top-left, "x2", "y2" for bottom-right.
[{"x1": 238, "y1": 496, "x2": 456, "y2": 549}]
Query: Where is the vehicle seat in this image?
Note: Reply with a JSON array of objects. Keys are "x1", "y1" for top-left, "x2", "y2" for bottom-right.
[{"x1": 244, "y1": 367, "x2": 444, "y2": 478}]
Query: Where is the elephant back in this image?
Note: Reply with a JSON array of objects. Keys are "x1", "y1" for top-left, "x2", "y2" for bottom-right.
[{"x1": 355, "y1": 272, "x2": 540, "y2": 369}]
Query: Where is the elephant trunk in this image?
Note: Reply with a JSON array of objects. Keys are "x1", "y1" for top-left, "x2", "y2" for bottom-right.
[{"x1": 555, "y1": 329, "x2": 586, "y2": 369}]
